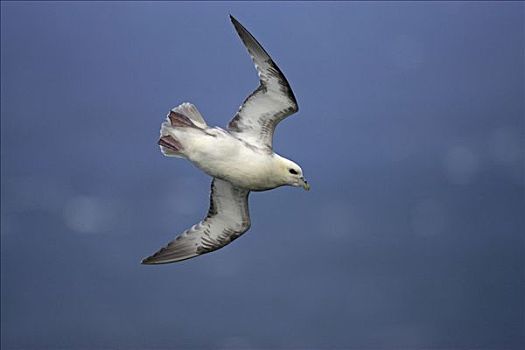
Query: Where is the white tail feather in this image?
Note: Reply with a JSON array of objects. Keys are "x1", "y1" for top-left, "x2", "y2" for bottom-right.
[{"x1": 171, "y1": 102, "x2": 207, "y2": 128}]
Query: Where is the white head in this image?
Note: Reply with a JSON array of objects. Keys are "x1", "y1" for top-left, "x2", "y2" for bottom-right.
[{"x1": 276, "y1": 156, "x2": 310, "y2": 191}]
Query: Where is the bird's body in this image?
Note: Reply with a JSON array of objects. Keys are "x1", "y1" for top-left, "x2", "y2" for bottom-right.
[
  {"x1": 142, "y1": 16, "x2": 308, "y2": 264},
  {"x1": 163, "y1": 123, "x2": 287, "y2": 191}
]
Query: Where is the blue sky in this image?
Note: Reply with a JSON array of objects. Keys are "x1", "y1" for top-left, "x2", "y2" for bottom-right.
[{"x1": 1, "y1": 2, "x2": 524, "y2": 349}]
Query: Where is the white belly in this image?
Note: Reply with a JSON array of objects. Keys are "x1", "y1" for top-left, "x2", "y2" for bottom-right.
[{"x1": 183, "y1": 128, "x2": 280, "y2": 190}]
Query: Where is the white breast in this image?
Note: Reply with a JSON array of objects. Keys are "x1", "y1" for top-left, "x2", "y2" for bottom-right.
[{"x1": 185, "y1": 128, "x2": 280, "y2": 190}]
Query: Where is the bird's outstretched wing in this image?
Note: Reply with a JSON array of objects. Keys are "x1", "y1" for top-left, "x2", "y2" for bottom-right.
[
  {"x1": 227, "y1": 15, "x2": 298, "y2": 152},
  {"x1": 142, "y1": 178, "x2": 251, "y2": 264}
]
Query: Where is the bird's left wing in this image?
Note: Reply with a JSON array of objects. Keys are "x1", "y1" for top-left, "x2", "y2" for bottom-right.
[
  {"x1": 142, "y1": 178, "x2": 250, "y2": 264},
  {"x1": 227, "y1": 15, "x2": 298, "y2": 152}
]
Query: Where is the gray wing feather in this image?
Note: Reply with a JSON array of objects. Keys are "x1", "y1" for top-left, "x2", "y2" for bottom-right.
[
  {"x1": 228, "y1": 15, "x2": 298, "y2": 151},
  {"x1": 142, "y1": 178, "x2": 251, "y2": 264}
]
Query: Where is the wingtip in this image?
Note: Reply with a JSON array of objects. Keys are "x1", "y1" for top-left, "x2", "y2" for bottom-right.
[
  {"x1": 229, "y1": 14, "x2": 242, "y2": 29},
  {"x1": 141, "y1": 255, "x2": 161, "y2": 265},
  {"x1": 141, "y1": 254, "x2": 197, "y2": 265}
]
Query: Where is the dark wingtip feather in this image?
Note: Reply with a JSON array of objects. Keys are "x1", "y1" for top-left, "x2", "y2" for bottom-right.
[
  {"x1": 141, "y1": 254, "x2": 199, "y2": 265},
  {"x1": 229, "y1": 14, "x2": 248, "y2": 39},
  {"x1": 230, "y1": 14, "x2": 239, "y2": 25},
  {"x1": 141, "y1": 255, "x2": 173, "y2": 265},
  {"x1": 141, "y1": 251, "x2": 169, "y2": 265},
  {"x1": 141, "y1": 254, "x2": 166, "y2": 265},
  {"x1": 141, "y1": 242, "x2": 201, "y2": 265},
  {"x1": 141, "y1": 257, "x2": 153, "y2": 265}
]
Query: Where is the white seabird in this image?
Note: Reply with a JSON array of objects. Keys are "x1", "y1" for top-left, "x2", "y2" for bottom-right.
[{"x1": 142, "y1": 15, "x2": 308, "y2": 264}]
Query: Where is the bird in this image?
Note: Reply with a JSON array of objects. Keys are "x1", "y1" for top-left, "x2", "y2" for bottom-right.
[{"x1": 142, "y1": 15, "x2": 308, "y2": 264}]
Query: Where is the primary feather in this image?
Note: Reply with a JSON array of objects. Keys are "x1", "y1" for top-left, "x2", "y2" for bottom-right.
[
  {"x1": 228, "y1": 15, "x2": 298, "y2": 152},
  {"x1": 142, "y1": 179, "x2": 250, "y2": 264}
]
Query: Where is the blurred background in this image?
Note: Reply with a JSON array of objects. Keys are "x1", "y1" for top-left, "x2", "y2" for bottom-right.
[{"x1": 1, "y1": 2, "x2": 524, "y2": 349}]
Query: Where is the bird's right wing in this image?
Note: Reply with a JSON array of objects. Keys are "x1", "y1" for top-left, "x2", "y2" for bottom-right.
[
  {"x1": 227, "y1": 15, "x2": 298, "y2": 152},
  {"x1": 142, "y1": 178, "x2": 251, "y2": 264}
]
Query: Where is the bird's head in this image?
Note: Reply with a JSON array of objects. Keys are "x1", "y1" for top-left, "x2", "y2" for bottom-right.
[{"x1": 277, "y1": 156, "x2": 310, "y2": 191}]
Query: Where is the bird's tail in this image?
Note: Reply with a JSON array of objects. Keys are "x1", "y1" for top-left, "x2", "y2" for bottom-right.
[{"x1": 158, "y1": 102, "x2": 207, "y2": 157}]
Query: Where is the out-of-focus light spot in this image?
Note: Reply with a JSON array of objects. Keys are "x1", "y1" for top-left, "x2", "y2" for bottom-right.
[
  {"x1": 410, "y1": 198, "x2": 447, "y2": 237},
  {"x1": 63, "y1": 195, "x2": 114, "y2": 234},
  {"x1": 444, "y1": 145, "x2": 479, "y2": 185},
  {"x1": 488, "y1": 126, "x2": 523, "y2": 164},
  {"x1": 318, "y1": 200, "x2": 363, "y2": 239}
]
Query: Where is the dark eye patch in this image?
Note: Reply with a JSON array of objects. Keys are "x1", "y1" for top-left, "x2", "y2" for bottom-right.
[{"x1": 289, "y1": 169, "x2": 298, "y2": 175}]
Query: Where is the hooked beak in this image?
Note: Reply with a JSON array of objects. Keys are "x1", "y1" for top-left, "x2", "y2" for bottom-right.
[{"x1": 301, "y1": 177, "x2": 310, "y2": 191}]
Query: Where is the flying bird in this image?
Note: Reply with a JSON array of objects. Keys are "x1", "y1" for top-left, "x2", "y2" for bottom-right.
[{"x1": 142, "y1": 15, "x2": 308, "y2": 264}]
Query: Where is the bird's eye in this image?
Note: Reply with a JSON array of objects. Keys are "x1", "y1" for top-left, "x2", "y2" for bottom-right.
[{"x1": 289, "y1": 169, "x2": 298, "y2": 175}]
